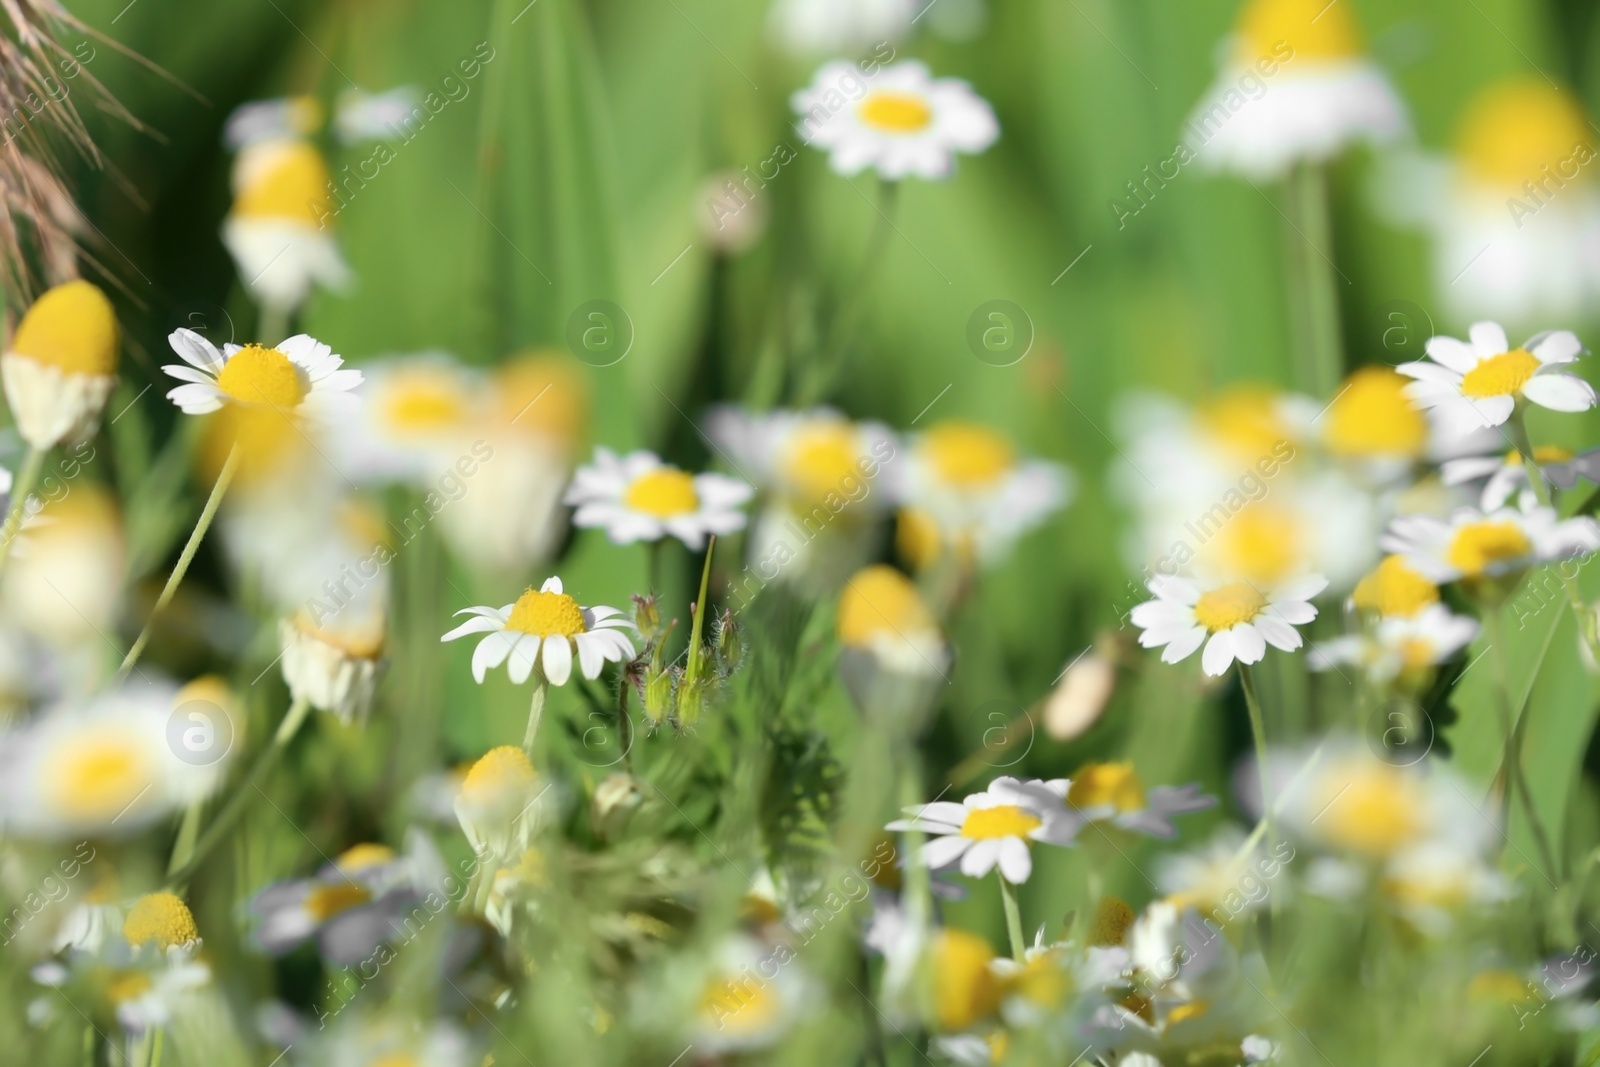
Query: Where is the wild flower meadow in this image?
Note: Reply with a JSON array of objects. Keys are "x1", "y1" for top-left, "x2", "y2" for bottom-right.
[{"x1": 4, "y1": 0, "x2": 1600, "y2": 1065}]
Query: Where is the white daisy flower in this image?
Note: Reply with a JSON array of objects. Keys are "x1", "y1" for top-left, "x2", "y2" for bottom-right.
[
  {"x1": 1380, "y1": 500, "x2": 1600, "y2": 584},
  {"x1": 1, "y1": 280, "x2": 120, "y2": 451},
  {"x1": 1186, "y1": 0, "x2": 1406, "y2": 179},
  {"x1": 440, "y1": 576, "x2": 636, "y2": 686},
  {"x1": 222, "y1": 138, "x2": 350, "y2": 315},
  {"x1": 767, "y1": 0, "x2": 916, "y2": 56},
  {"x1": 564, "y1": 447, "x2": 753, "y2": 550},
  {"x1": 1397, "y1": 322, "x2": 1595, "y2": 434},
  {"x1": 340, "y1": 352, "x2": 485, "y2": 484},
  {"x1": 1442, "y1": 444, "x2": 1600, "y2": 511},
  {"x1": 892, "y1": 420, "x2": 1072, "y2": 570},
  {"x1": 162, "y1": 328, "x2": 363, "y2": 420},
  {"x1": 792, "y1": 60, "x2": 998, "y2": 180},
  {"x1": 1039, "y1": 763, "x2": 1216, "y2": 840},
  {"x1": 886, "y1": 777, "x2": 1079, "y2": 884},
  {"x1": 1130, "y1": 573, "x2": 1327, "y2": 677},
  {"x1": 453, "y1": 746, "x2": 544, "y2": 863},
  {"x1": 1309, "y1": 604, "x2": 1479, "y2": 684},
  {"x1": 223, "y1": 96, "x2": 322, "y2": 150},
  {"x1": 688, "y1": 934, "x2": 813, "y2": 1053}
]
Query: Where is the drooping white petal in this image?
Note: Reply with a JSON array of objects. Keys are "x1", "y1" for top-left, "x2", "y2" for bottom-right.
[
  {"x1": 542, "y1": 636, "x2": 573, "y2": 686},
  {"x1": 1522, "y1": 373, "x2": 1597, "y2": 413}
]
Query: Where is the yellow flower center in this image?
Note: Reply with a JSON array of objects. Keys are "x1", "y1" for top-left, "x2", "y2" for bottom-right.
[
  {"x1": 1087, "y1": 896, "x2": 1136, "y2": 947},
  {"x1": 382, "y1": 375, "x2": 471, "y2": 433},
  {"x1": 9, "y1": 280, "x2": 119, "y2": 376},
  {"x1": 335, "y1": 843, "x2": 396, "y2": 872},
  {"x1": 858, "y1": 91, "x2": 934, "y2": 133},
  {"x1": 699, "y1": 973, "x2": 783, "y2": 1035},
  {"x1": 506, "y1": 587, "x2": 587, "y2": 637},
  {"x1": 623, "y1": 467, "x2": 700, "y2": 518},
  {"x1": 895, "y1": 506, "x2": 945, "y2": 572},
  {"x1": 304, "y1": 882, "x2": 373, "y2": 921},
  {"x1": 1009, "y1": 949, "x2": 1072, "y2": 1009},
  {"x1": 1458, "y1": 78, "x2": 1594, "y2": 191},
  {"x1": 50, "y1": 738, "x2": 155, "y2": 822},
  {"x1": 1446, "y1": 520, "x2": 1533, "y2": 577},
  {"x1": 233, "y1": 140, "x2": 335, "y2": 226},
  {"x1": 1397, "y1": 637, "x2": 1436, "y2": 671},
  {"x1": 1312, "y1": 762, "x2": 1424, "y2": 856},
  {"x1": 960, "y1": 804, "x2": 1043, "y2": 840},
  {"x1": 494, "y1": 352, "x2": 588, "y2": 441},
  {"x1": 837, "y1": 565, "x2": 938, "y2": 647},
  {"x1": 1192, "y1": 582, "x2": 1268, "y2": 632},
  {"x1": 1196, "y1": 386, "x2": 1292, "y2": 464},
  {"x1": 1468, "y1": 970, "x2": 1532, "y2": 1005},
  {"x1": 1351, "y1": 555, "x2": 1438, "y2": 617},
  {"x1": 783, "y1": 421, "x2": 864, "y2": 506},
  {"x1": 1066, "y1": 762, "x2": 1146, "y2": 812},
  {"x1": 1236, "y1": 0, "x2": 1361, "y2": 63},
  {"x1": 1210, "y1": 504, "x2": 1301, "y2": 586},
  {"x1": 461, "y1": 745, "x2": 537, "y2": 803},
  {"x1": 104, "y1": 971, "x2": 154, "y2": 1004},
  {"x1": 1168, "y1": 1000, "x2": 1210, "y2": 1026},
  {"x1": 123, "y1": 892, "x2": 199, "y2": 950},
  {"x1": 1505, "y1": 445, "x2": 1575, "y2": 466},
  {"x1": 1324, "y1": 367, "x2": 1427, "y2": 458},
  {"x1": 921, "y1": 422, "x2": 1016, "y2": 488},
  {"x1": 932, "y1": 929, "x2": 1000, "y2": 1032},
  {"x1": 216, "y1": 344, "x2": 308, "y2": 409},
  {"x1": 1459, "y1": 348, "x2": 1540, "y2": 399}
]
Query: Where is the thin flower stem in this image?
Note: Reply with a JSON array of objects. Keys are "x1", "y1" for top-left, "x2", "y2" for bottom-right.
[
  {"x1": 1285, "y1": 162, "x2": 1344, "y2": 397},
  {"x1": 0, "y1": 444, "x2": 46, "y2": 580},
  {"x1": 800, "y1": 178, "x2": 899, "y2": 405},
  {"x1": 1484, "y1": 605, "x2": 1561, "y2": 879},
  {"x1": 1237, "y1": 664, "x2": 1276, "y2": 852},
  {"x1": 165, "y1": 694, "x2": 313, "y2": 891},
  {"x1": 1507, "y1": 413, "x2": 1600, "y2": 665},
  {"x1": 165, "y1": 797, "x2": 204, "y2": 876},
  {"x1": 118, "y1": 443, "x2": 240, "y2": 680},
  {"x1": 998, "y1": 872, "x2": 1026, "y2": 962},
  {"x1": 522, "y1": 676, "x2": 549, "y2": 756}
]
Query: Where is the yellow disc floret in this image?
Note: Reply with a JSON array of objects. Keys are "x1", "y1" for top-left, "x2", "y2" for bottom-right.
[
  {"x1": 507, "y1": 587, "x2": 588, "y2": 637},
  {"x1": 858, "y1": 91, "x2": 934, "y2": 133},
  {"x1": 1324, "y1": 367, "x2": 1427, "y2": 458},
  {"x1": 495, "y1": 351, "x2": 588, "y2": 444},
  {"x1": 921, "y1": 421, "x2": 1016, "y2": 488},
  {"x1": 1196, "y1": 386, "x2": 1293, "y2": 464},
  {"x1": 1211, "y1": 504, "x2": 1302, "y2": 586},
  {"x1": 1458, "y1": 78, "x2": 1593, "y2": 191},
  {"x1": 1193, "y1": 582, "x2": 1268, "y2": 632},
  {"x1": 10, "y1": 280, "x2": 119, "y2": 376},
  {"x1": 123, "y1": 892, "x2": 199, "y2": 950},
  {"x1": 233, "y1": 141, "x2": 335, "y2": 227},
  {"x1": 837, "y1": 565, "x2": 937, "y2": 647},
  {"x1": 50, "y1": 735, "x2": 154, "y2": 823},
  {"x1": 1352, "y1": 555, "x2": 1438, "y2": 618},
  {"x1": 216, "y1": 344, "x2": 308, "y2": 409},
  {"x1": 1087, "y1": 896, "x2": 1136, "y2": 947},
  {"x1": 1312, "y1": 761, "x2": 1424, "y2": 856},
  {"x1": 931, "y1": 929, "x2": 1001, "y2": 1032},
  {"x1": 1067, "y1": 762, "x2": 1146, "y2": 813},
  {"x1": 1235, "y1": 0, "x2": 1361, "y2": 64},
  {"x1": 335, "y1": 842, "x2": 396, "y2": 872},
  {"x1": 304, "y1": 882, "x2": 373, "y2": 921},
  {"x1": 960, "y1": 805, "x2": 1042, "y2": 840},
  {"x1": 462, "y1": 745, "x2": 537, "y2": 804},
  {"x1": 1460, "y1": 348, "x2": 1541, "y2": 399},
  {"x1": 624, "y1": 468, "x2": 700, "y2": 518},
  {"x1": 783, "y1": 420, "x2": 864, "y2": 506},
  {"x1": 381, "y1": 370, "x2": 473, "y2": 434},
  {"x1": 1447, "y1": 520, "x2": 1533, "y2": 577}
]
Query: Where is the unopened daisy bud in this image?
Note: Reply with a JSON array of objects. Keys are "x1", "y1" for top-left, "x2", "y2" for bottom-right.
[
  {"x1": 714, "y1": 609, "x2": 744, "y2": 675},
  {"x1": 454, "y1": 745, "x2": 542, "y2": 861},
  {"x1": 642, "y1": 665, "x2": 674, "y2": 725},
  {"x1": 837, "y1": 565, "x2": 949, "y2": 724},
  {"x1": 1043, "y1": 647, "x2": 1116, "y2": 742},
  {"x1": 590, "y1": 772, "x2": 644, "y2": 840},
  {"x1": 279, "y1": 601, "x2": 386, "y2": 723},
  {"x1": 677, "y1": 673, "x2": 710, "y2": 727},
  {"x1": 122, "y1": 892, "x2": 199, "y2": 952},
  {"x1": 632, "y1": 594, "x2": 662, "y2": 643},
  {"x1": 3, "y1": 280, "x2": 119, "y2": 449},
  {"x1": 223, "y1": 139, "x2": 350, "y2": 314}
]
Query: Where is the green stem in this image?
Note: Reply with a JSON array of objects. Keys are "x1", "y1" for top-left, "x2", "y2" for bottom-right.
[
  {"x1": 1507, "y1": 413, "x2": 1600, "y2": 666},
  {"x1": 522, "y1": 677, "x2": 548, "y2": 756},
  {"x1": 0, "y1": 445, "x2": 46, "y2": 580},
  {"x1": 258, "y1": 303, "x2": 290, "y2": 346},
  {"x1": 998, "y1": 873, "x2": 1026, "y2": 962},
  {"x1": 684, "y1": 535, "x2": 716, "y2": 684},
  {"x1": 1238, "y1": 664, "x2": 1277, "y2": 854},
  {"x1": 1485, "y1": 605, "x2": 1561, "y2": 880},
  {"x1": 165, "y1": 694, "x2": 313, "y2": 890},
  {"x1": 799, "y1": 179, "x2": 898, "y2": 405},
  {"x1": 118, "y1": 444, "x2": 240, "y2": 680},
  {"x1": 165, "y1": 798, "x2": 205, "y2": 876},
  {"x1": 1285, "y1": 162, "x2": 1344, "y2": 397}
]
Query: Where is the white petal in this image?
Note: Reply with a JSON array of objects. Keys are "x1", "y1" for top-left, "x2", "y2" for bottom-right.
[
  {"x1": 1230, "y1": 623, "x2": 1266, "y2": 665},
  {"x1": 1273, "y1": 574, "x2": 1328, "y2": 602},
  {"x1": 168, "y1": 328, "x2": 224, "y2": 371},
  {"x1": 541, "y1": 576, "x2": 564, "y2": 594},
  {"x1": 1523, "y1": 373, "x2": 1597, "y2": 413},
  {"x1": 470, "y1": 631, "x2": 516, "y2": 683},
  {"x1": 161, "y1": 364, "x2": 215, "y2": 385},
  {"x1": 996, "y1": 838, "x2": 1032, "y2": 884},
  {"x1": 575, "y1": 633, "x2": 604, "y2": 680},
  {"x1": 166, "y1": 383, "x2": 222, "y2": 413},
  {"x1": 1254, "y1": 616, "x2": 1303, "y2": 652},
  {"x1": 1161, "y1": 625, "x2": 1208, "y2": 664},
  {"x1": 922, "y1": 835, "x2": 971, "y2": 870},
  {"x1": 960, "y1": 839, "x2": 1001, "y2": 878},
  {"x1": 1529, "y1": 330, "x2": 1583, "y2": 365},
  {"x1": 441, "y1": 616, "x2": 502, "y2": 642},
  {"x1": 1469, "y1": 321, "x2": 1509, "y2": 355},
  {"x1": 1200, "y1": 630, "x2": 1236, "y2": 677},
  {"x1": 507, "y1": 635, "x2": 540, "y2": 684},
  {"x1": 1267, "y1": 600, "x2": 1317, "y2": 625},
  {"x1": 542, "y1": 636, "x2": 573, "y2": 686},
  {"x1": 1422, "y1": 336, "x2": 1479, "y2": 373}
]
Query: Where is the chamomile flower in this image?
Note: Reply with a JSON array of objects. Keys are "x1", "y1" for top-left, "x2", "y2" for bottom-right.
[
  {"x1": 1187, "y1": 0, "x2": 1405, "y2": 178},
  {"x1": 564, "y1": 447, "x2": 753, "y2": 549},
  {"x1": 767, "y1": 0, "x2": 917, "y2": 56},
  {"x1": 334, "y1": 86, "x2": 423, "y2": 144},
  {"x1": 1397, "y1": 323, "x2": 1595, "y2": 434},
  {"x1": 792, "y1": 60, "x2": 998, "y2": 180},
  {"x1": 303, "y1": 1012, "x2": 475, "y2": 1067},
  {"x1": 1041, "y1": 764, "x2": 1216, "y2": 840},
  {"x1": 2, "y1": 483, "x2": 124, "y2": 654},
  {"x1": 1, "y1": 280, "x2": 119, "y2": 450},
  {"x1": 687, "y1": 934, "x2": 813, "y2": 1053},
  {"x1": 453, "y1": 746, "x2": 544, "y2": 872},
  {"x1": 279, "y1": 594, "x2": 386, "y2": 724},
  {"x1": 222, "y1": 137, "x2": 350, "y2": 315},
  {"x1": 341, "y1": 353, "x2": 485, "y2": 484},
  {"x1": 1349, "y1": 554, "x2": 1440, "y2": 618},
  {"x1": 1309, "y1": 604, "x2": 1479, "y2": 685},
  {"x1": 836, "y1": 564, "x2": 949, "y2": 678},
  {"x1": 163, "y1": 328, "x2": 363, "y2": 420},
  {"x1": 441, "y1": 577, "x2": 636, "y2": 686},
  {"x1": 223, "y1": 95, "x2": 322, "y2": 149},
  {"x1": 1381, "y1": 501, "x2": 1600, "y2": 585},
  {"x1": 1130, "y1": 573, "x2": 1327, "y2": 677},
  {"x1": 887, "y1": 778, "x2": 1079, "y2": 884},
  {"x1": 1442, "y1": 445, "x2": 1600, "y2": 511},
  {"x1": 892, "y1": 420, "x2": 1071, "y2": 570}
]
